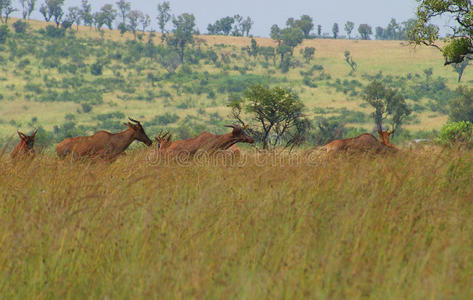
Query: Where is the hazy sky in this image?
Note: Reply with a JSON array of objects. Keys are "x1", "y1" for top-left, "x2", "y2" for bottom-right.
[{"x1": 19, "y1": 0, "x2": 451, "y2": 37}]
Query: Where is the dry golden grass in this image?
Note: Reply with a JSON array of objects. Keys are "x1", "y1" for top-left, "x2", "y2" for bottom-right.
[{"x1": 1, "y1": 148, "x2": 473, "y2": 298}]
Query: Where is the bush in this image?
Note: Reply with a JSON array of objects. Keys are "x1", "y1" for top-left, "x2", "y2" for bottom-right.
[
  {"x1": 436, "y1": 121, "x2": 473, "y2": 148},
  {"x1": 0, "y1": 25, "x2": 9, "y2": 43},
  {"x1": 153, "y1": 112, "x2": 180, "y2": 125},
  {"x1": 13, "y1": 20, "x2": 27, "y2": 34},
  {"x1": 44, "y1": 25, "x2": 65, "y2": 38},
  {"x1": 90, "y1": 62, "x2": 103, "y2": 76}
]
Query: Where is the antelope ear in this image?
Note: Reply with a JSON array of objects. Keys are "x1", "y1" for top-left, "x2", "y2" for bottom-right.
[
  {"x1": 167, "y1": 134, "x2": 172, "y2": 142},
  {"x1": 31, "y1": 129, "x2": 38, "y2": 138}
]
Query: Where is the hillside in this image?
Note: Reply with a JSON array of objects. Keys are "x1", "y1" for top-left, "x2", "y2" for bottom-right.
[{"x1": 0, "y1": 19, "x2": 468, "y2": 148}]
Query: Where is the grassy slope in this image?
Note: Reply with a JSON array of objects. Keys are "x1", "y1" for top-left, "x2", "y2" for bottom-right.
[
  {"x1": 1, "y1": 149, "x2": 473, "y2": 298},
  {"x1": 0, "y1": 19, "x2": 468, "y2": 142}
]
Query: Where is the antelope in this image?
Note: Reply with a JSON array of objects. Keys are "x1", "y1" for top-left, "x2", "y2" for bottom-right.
[
  {"x1": 323, "y1": 132, "x2": 397, "y2": 154},
  {"x1": 155, "y1": 125, "x2": 254, "y2": 156},
  {"x1": 378, "y1": 130, "x2": 397, "y2": 149},
  {"x1": 56, "y1": 118, "x2": 153, "y2": 160},
  {"x1": 11, "y1": 129, "x2": 37, "y2": 159}
]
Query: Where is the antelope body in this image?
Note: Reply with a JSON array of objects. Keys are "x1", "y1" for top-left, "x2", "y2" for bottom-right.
[
  {"x1": 56, "y1": 118, "x2": 152, "y2": 160},
  {"x1": 156, "y1": 125, "x2": 254, "y2": 156},
  {"x1": 324, "y1": 131, "x2": 397, "y2": 154}
]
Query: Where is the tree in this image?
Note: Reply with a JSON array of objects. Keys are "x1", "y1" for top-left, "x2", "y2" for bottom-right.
[
  {"x1": 452, "y1": 58, "x2": 470, "y2": 83},
  {"x1": 359, "y1": 25, "x2": 372, "y2": 40},
  {"x1": 317, "y1": 25, "x2": 321, "y2": 37},
  {"x1": 116, "y1": 0, "x2": 130, "y2": 25},
  {"x1": 18, "y1": 0, "x2": 28, "y2": 20},
  {"x1": 449, "y1": 86, "x2": 473, "y2": 122},
  {"x1": 0, "y1": 0, "x2": 17, "y2": 24},
  {"x1": 302, "y1": 46, "x2": 315, "y2": 63},
  {"x1": 358, "y1": 24, "x2": 372, "y2": 40},
  {"x1": 229, "y1": 85, "x2": 307, "y2": 149},
  {"x1": 139, "y1": 13, "x2": 150, "y2": 33},
  {"x1": 332, "y1": 23, "x2": 339, "y2": 39},
  {"x1": 93, "y1": 11, "x2": 105, "y2": 31},
  {"x1": 0, "y1": 24, "x2": 8, "y2": 42},
  {"x1": 375, "y1": 26, "x2": 384, "y2": 40},
  {"x1": 410, "y1": 1, "x2": 473, "y2": 65},
  {"x1": 363, "y1": 80, "x2": 411, "y2": 132},
  {"x1": 280, "y1": 26, "x2": 303, "y2": 55},
  {"x1": 232, "y1": 14, "x2": 243, "y2": 36},
  {"x1": 270, "y1": 24, "x2": 281, "y2": 45},
  {"x1": 127, "y1": 10, "x2": 141, "y2": 39},
  {"x1": 39, "y1": 0, "x2": 65, "y2": 27},
  {"x1": 293, "y1": 15, "x2": 313, "y2": 38},
  {"x1": 67, "y1": 6, "x2": 81, "y2": 30},
  {"x1": 344, "y1": 21, "x2": 354, "y2": 39},
  {"x1": 157, "y1": 1, "x2": 171, "y2": 41},
  {"x1": 344, "y1": 50, "x2": 357, "y2": 73},
  {"x1": 25, "y1": 0, "x2": 36, "y2": 21},
  {"x1": 80, "y1": 0, "x2": 92, "y2": 28},
  {"x1": 214, "y1": 16, "x2": 234, "y2": 35},
  {"x1": 241, "y1": 16, "x2": 253, "y2": 36},
  {"x1": 167, "y1": 13, "x2": 196, "y2": 62},
  {"x1": 99, "y1": 4, "x2": 117, "y2": 30}
]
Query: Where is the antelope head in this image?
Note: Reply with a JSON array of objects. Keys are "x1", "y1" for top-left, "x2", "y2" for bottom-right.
[
  {"x1": 125, "y1": 118, "x2": 153, "y2": 146},
  {"x1": 18, "y1": 129, "x2": 37, "y2": 151},
  {"x1": 224, "y1": 124, "x2": 254, "y2": 144}
]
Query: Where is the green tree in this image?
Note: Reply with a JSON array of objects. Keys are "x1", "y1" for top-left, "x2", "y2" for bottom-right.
[
  {"x1": 241, "y1": 16, "x2": 253, "y2": 36},
  {"x1": 358, "y1": 23, "x2": 372, "y2": 40},
  {"x1": 293, "y1": 15, "x2": 313, "y2": 38},
  {"x1": 127, "y1": 10, "x2": 141, "y2": 39},
  {"x1": 449, "y1": 86, "x2": 473, "y2": 122},
  {"x1": 344, "y1": 21, "x2": 354, "y2": 39},
  {"x1": 80, "y1": 0, "x2": 93, "y2": 28},
  {"x1": 302, "y1": 46, "x2": 315, "y2": 63},
  {"x1": 280, "y1": 26, "x2": 304, "y2": 55},
  {"x1": 363, "y1": 80, "x2": 411, "y2": 132},
  {"x1": 452, "y1": 58, "x2": 470, "y2": 83},
  {"x1": 26, "y1": 0, "x2": 37, "y2": 22},
  {"x1": 0, "y1": 0, "x2": 17, "y2": 24},
  {"x1": 270, "y1": 24, "x2": 281, "y2": 45},
  {"x1": 332, "y1": 22, "x2": 339, "y2": 39},
  {"x1": 18, "y1": 0, "x2": 28, "y2": 20},
  {"x1": 99, "y1": 4, "x2": 117, "y2": 30},
  {"x1": 67, "y1": 6, "x2": 81, "y2": 30},
  {"x1": 167, "y1": 13, "x2": 196, "y2": 63},
  {"x1": 344, "y1": 50, "x2": 357, "y2": 73},
  {"x1": 115, "y1": 0, "x2": 130, "y2": 25},
  {"x1": 139, "y1": 13, "x2": 150, "y2": 33},
  {"x1": 317, "y1": 24, "x2": 321, "y2": 37},
  {"x1": 39, "y1": 0, "x2": 64, "y2": 27},
  {"x1": 157, "y1": 1, "x2": 171, "y2": 41},
  {"x1": 229, "y1": 85, "x2": 307, "y2": 149},
  {"x1": 410, "y1": 1, "x2": 473, "y2": 65}
]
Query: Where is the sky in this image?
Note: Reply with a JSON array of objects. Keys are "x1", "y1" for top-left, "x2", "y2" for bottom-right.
[{"x1": 17, "y1": 0, "x2": 453, "y2": 37}]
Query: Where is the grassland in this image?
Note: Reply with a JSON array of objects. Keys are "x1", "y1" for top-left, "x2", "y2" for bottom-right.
[
  {"x1": 0, "y1": 18, "x2": 469, "y2": 148},
  {"x1": 1, "y1": 148, "x2": 473, "y2": 298}
]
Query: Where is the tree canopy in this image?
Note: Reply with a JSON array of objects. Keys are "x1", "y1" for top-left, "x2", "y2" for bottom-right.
[{"x1": 410, "y1": 0, "x2": 473, "y2": 65}]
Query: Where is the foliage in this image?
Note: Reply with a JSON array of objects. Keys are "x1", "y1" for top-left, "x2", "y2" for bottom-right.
[
  {"x1": 156, "y1": 1, "x2": 171, "y2": 40},
  {"x1": 449, "y1": 86, "x2": 473, "y2": 123},
  {"x1": 302, "y1": 47, "x2": 315, "y2": 63},
  {"x1": 344, "y1": 21, "x2": 354, "y2": 39},
  {"x1": 167, "y1": 13, "x2": 196, "y2": 63},
  {"x1": 230, "y1": 84, "x2": 307, "y2": 149},
  {"x1": 410, "y1": 0, "x2": 473, "y2": 65},
  {"x1": 0, "y1": 25, "x2": 8, "y2": 43},
  {"x1": 39, "y1": 0, "x2": 65, "y2": 27},
  {"x1": 12, "y1": 20, "x2": 27, "y2": 34},
  {"x1": 332, "y1": 23, "x2": 339, "y2": 39},
  {"x1": 375, "y1": 18, "x2": 415, "y2": 40},
  {"x1": 436, "y1": 121, "x2": 473, "y2": 148},
  {"x1": 358, "y1": 24, "x2": 372, "y2": 40},
  {"x1": 344, "y1": 50, "x2": 357, "y2": 73},
  {"x1": 363, "y1": 80, "x2": 411, "y2": 132}
]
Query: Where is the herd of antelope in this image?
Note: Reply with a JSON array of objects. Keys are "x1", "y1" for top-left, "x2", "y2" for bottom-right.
[{"x1": 9, "y1": 117, "x2": 398, "y2": 161}]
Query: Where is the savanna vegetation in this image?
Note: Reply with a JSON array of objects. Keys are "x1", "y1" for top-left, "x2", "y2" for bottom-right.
[{"x1": 3, "y1": 0, "x2": 473, "y2": 298}]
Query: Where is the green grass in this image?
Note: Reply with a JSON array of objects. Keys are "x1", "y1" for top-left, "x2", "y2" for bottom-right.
[{"x1": 1, "y1": 149, "x2": 473, "y2": 298}]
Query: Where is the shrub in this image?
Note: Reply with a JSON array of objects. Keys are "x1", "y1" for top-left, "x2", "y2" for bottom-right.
[
  {"x1": 44, "y1": 25, "x2": 65, "y2": 38},
  {"x1": 13, "y1": 20, "x2": 27, "y2": 34},
  {"x1": 153, "y1": 112, "x2": 180, "y2": 125},
  {"x1": 436, "y1": 121, "x2": 473, "y2": 148},
  {"x1": 90, "y1": 62, "x2": 103, "y2": 76},
  {"x1": 0, "y1": 25, "x2": 9, "y2": 43}
]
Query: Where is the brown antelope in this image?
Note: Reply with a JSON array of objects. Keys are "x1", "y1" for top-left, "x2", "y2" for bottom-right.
[
  {"x1": 378, "y1": 130, "x2": 397, "y2": 149},
  {"x1": 323, "y1": 132, "x2": 397, "y2": 154},
  {"x1": 156, "y1": 125, "x2": 254, "y2": 156},
  {"x1": 56, "y1": 118, "x2": 153, "y2": 160},
  {"x1": 11, "y1": 129, "x2": 37, "y2": 159}
]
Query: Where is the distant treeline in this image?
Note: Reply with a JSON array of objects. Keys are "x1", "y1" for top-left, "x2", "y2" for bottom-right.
[{"x1": 0, "y1": 0, "x2": 414, "y2": 40}]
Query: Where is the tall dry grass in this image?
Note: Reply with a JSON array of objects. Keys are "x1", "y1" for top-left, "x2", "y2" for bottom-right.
[{"x1": 1, "y1": 149, "x2": 473, "y2": 299}]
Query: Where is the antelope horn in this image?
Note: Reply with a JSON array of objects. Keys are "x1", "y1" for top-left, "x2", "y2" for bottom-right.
[
  {"x1": 128, "y1": 117, "x2": 141, "y2": 124},
  {"x1": 224, "y1": 124, "x2": 237, "y2": 129},
  {"x1": 31, "y1": 128, "x2": 38, "y2": 137}
]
